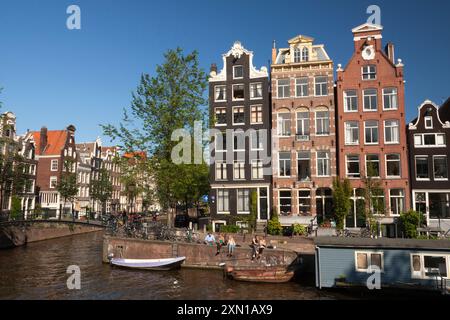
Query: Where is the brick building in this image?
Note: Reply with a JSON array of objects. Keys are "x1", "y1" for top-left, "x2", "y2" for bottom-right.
[
  {"x1": 271, "y1": 35, "x2": 336, "y2": 227},
  {"x1": 336, "y1": 23, "x2": 410, "y2": 234}
]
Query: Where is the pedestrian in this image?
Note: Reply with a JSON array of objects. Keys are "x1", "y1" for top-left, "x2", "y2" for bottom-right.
[
  {"x1": 216, "y1": 233, "x2": 225, "y2": 256},
  {"x1": 258, "y1": 236, "x2": 267, "y2": 259},
  {"x1": 122, "y1": 211, "x2": 127, "y2": 225},
  {"x1": 204, "y1": 232, "x2": 215, "y2": 246},
  {"x1": 227, "y1": 235, "x2": 236, "y2": 257},
  {"x1": 251, "y1": 235, "x2": 259, "y2": 260}
]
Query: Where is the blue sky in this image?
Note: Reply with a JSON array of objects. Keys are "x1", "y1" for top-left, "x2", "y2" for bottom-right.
[{"x1": 0, "y1": 0, "x2": 449, "y2": 143}]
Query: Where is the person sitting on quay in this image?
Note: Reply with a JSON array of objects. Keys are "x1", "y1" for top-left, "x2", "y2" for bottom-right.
[
  {"x1": 227, "y1": 235, "x2": 236, "y2": 257},
  {"x1": 215, "y1": 233, "x2": 225, "y2": 256},
  {"x1": 251, "y1": 235, "x2": 259, "y2": 260},
  {"x1": 257, "y1": 236, "x2": 267, "y2": 259},
  {"x1": 204, "y1": 232, "x2": 215, "y2": 246}
]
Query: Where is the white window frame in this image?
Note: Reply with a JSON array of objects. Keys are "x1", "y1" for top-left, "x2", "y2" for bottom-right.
[
  {"x1": 389, "y1": 189, "x2": 405, "y2": 216},
  {"x1": 233, "y1": 65, "x2": 244, "y2": 79},
  {"x1": 236, "y1": 189, "x2": 250, "y2": 214},
  {"x1": 316, "y1": 151, "x2": 331, "y2": 177},
  {"x1": 296, "y1": 110, "x2": 310, "y2": 138},
  {"x1": 215, "y1": 132, "x2": 226, "y2": 153},
  {"x1": 278, "y1": 152, "x2": 291, "y2": 178},
  {"x1": 346, "y1": 154, "x2": 360, "y2": 179},
  {"x1": 250, "y1": 105, "x2": 263, "y2": 124},
  {"x1": 215, "y1": 107, "x2": 227, "y2": 127},
  {"x1": 277, "y1": 79, "x2": 290, "y2": 99},
  {"x1": 250, "y1": 130, "x2": 264, "y2": 151},
  {"x1": 233, "y1": 161, "x2": 245, "y2": 180},
  {"x1": 424, "y1": 116, "x2": 433, "y2": 129},
  {"x1": 384, "y1": 120, "x2": 400, "y2": 144},
  {"x1": 410, "y1": 253, "x2": 449, "y2": 280},
  {"x1": 362, "y1": 65, "x2": 377, "y2": 80},
  {"x1": 433, "y1": 155, "x2": 448, "y2": 181},
  {"x1": 217, "y1": 189, "x2": 230, "y2": 214},
  {"x1": 50, "y1": 159, "x2": 58, "y2": 172},
  {"x1": 363, "y1": 89, "x2": 378, "y2": 111},
  {"x1": 315, "y1": 109, "x2": 330, "y2": 136},
  {"x1": 232, "y1": 84, "x2": 245, "y2": 101},
  {"x1": 278, "y1": 113, "x2": 291, "y2": 137},
  {"x1": 251, "y1": 159, "x2": 264, "y2": 180},
  {"x1": 250, "y1": 82, "x2": 263, "y2": 100},
  {"x1": 385, "y1": 154, "x2": 401, "y2": 178},
  {"x1": 215, "y1": 161, "x2": 227, "y2": 181},
  {"x1": 364, "y1": 120, "x2": 379, "y2": 145},
  {"x1": 233, "y1": 131, "x2": 245, "y2": 152},
  {"x1": 232, "y1": 106, "x2": 245, "y2": 125},
  {"x1": 278, "y1": 189, "x2": 292, "y2": 216},
  {"x1": 214, "y1": 85, "x2": 227, "y2": 102},
  {"x1": 365, "y1": 154, "x2": 380, "y2": 178},
  {"x1": 49, "y1": 176, "x2": 57, "y2": 189},
  {"x1": 295, "y1": 77, "x2": 309, "y2": 97},
  {"x1": 414, "y1": 133, "x2": 446, "y2": 148},
  {"x1": 344, "y1": 121, "x2": 359, "y2": 145},
  {"x1": 314, "y1": 76, "x2": 328, "y2": 97},
  {"x1": 355, "y1": 251, "x2": 384, "y2": 272},
  {"x1": 382, "y1": 87, "x2": 398, "y2": 110},
  {"x1": 344, "y1": 90, "x2": 358, "y2": 112}
]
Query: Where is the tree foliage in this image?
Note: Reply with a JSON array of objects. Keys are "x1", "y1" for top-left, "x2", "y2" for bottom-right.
[
  {"x1": 90, "y1": 167, "x2": 113, "y2": 214},
  {"x1": 267, "y1": 207, "x2": 283, "y2": 236},
  {"x1": 102, "y1": 48, "x2": 210, "y2": 216},
  {"x1": 332, "y1": 178, "x2": 352, "y2": 230},
  {"x1": 56, "y1": 159, "x2": 78, "y2": 217},
  {"x1": 362, "y1": 162, "x2": 385, "y2": 232},
  {"x1": 399, "y1": 210, "x2": 425, "y2": 239}
]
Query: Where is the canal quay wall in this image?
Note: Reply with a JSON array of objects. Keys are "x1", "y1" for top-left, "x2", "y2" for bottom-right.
[
  {"x1": 0, "y1": 221, "x2": 103, "y2": 249},
  {"x1": 103, "y1": 236, "x2": 315, "y2": 273}
]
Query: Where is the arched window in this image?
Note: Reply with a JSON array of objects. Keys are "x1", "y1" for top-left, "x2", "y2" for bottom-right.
[
  {"x1": 302, "y1": 47, "x2": 309, "y2": 62},
  {"x1": 294, "y1": 47, "x2": 301, "y2": 63}
]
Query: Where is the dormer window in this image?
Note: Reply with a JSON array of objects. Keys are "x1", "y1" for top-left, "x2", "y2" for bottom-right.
[
  {"x1": 294, "y1": 48, "x2": 301, "y2": 63},
  {"x1": 302, "y1": 47, "x2": 309, "y2": 62},
  {"x1": 233, "y1": 65, "x2": 243, "y2": 79},
  {"x1": 424, "y1": 116, "x2": 433, "y2": 129},
  {"x1": 362, "y1": 65, "x2": 377, "y2": 80}
]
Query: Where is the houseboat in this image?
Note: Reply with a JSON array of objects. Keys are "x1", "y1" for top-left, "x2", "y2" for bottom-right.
[{"x1": 315, "y1": 237, "x2": 450, "y2": 294}]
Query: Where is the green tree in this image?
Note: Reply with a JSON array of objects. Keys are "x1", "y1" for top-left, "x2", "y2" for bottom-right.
[
  {"x1": 90, "y1": 168, "x2": 113, "y2": 216},
  {"x1": 102, "y1": 48, "x2": 209, "y2": 224},
  {"x1": 56, "y1": 159, "x2": 78, "y2": 219},
  {"x1": 399, "y1": 210, "x2": 425, "y2": 239},
  {"x1": 332, "y1": 178, "x2": 352, "y2": 230},
  {"x1": 267, "y1": 207, "x2": 283, "y2": 236},
  {"x1": 362, "y1": 162, "x2": 385, "y2": 233},
  {"x1": 10, "y1": 195, "x2": 21, "y2": 220}
]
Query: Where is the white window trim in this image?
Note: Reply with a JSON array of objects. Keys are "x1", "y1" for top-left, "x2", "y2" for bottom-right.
[
  {"x1": 49, "y1": 176, "x2": 57, "y2": 189},
  {"x1": 216, "y1": 189, "x2": 230, "y2": 214},
  {"x1": 361, "y1": 65, "x2": 377, "y2": 81},
  {"x1": 315, "y1": 110, "x2": 330, "y2": 136},
  {"x1": 345, "y1": 154, "x2": 360, "y2": 179},
  {"x1": 250, "y1": 131, "x2": 264, "y2": 151},
  {"x1": 382, "y1": 87, "x2": 398, "y2": 111},
  {"x1": 215, "y1": 133, "x2": 227, "y2": 153},
  {"x1": 385, "y1": 154, "x2": 401, "y2": 179},
  {"x1": 314, "y1": 76, "x2": 328, "y2": 97},
  {"x1": 413, "y1": 133, "x2": 446, "y2": 148},
  {"x1": 232, "y1": 106, "x2": 245, "y2": 126},
  {"x1": 433, "y1": 155, "x2": 448, "y2": 181},
  {"x1": 363, "y1": 89, "x2": 378, "y2": 112},
  {"x1": 384, "y1": 120, "x2": 400, "y2": 144},
  {"x1": 344, "y1": 90, "x2": 358, "y2": 113},
  {"x1": 251, "y1": 159, "x2": 264, "y2": 180},
  {"x1": 355, "y1": 251, "x2": 384, "y2": 273},
  {"x1": 50, "y1": 159, "x2": 58, "y2": 172},
  {"x1": 364, "y1": 120, "x2": 379, "y2": 145},
  {"x1": 316, "y1": 151, "x2": 331, "y2": 177},
  {"x1": 214, "y1": 85, "x2": 227, "y2": 102},
  {"x1": 295, "y1": 77, "x2": 309, "y2": 98},
  {"x1": 232, "y1": 131, "x2": 246, "y2": 152},
  {"x1": 215, "y1": 161, "x2": 227, "y2": 181},
  {"x1": 389, "y1": 189, "x2": 405, "y2": 216},
  {"x1": 232, "y1": 84, "x2": 245, "y2": 101},
  {"x1": 278, "y1": 152, "x2": 292, "y2": 178},
  {"x1": 278, "y1": 189, "x2": 292, "y2": 216},
  {"x1": 249, "y1": 82, "x2": 263, "y2": 100},
  {"x1": 277, "y1": 79, "x2": 291, "y2": 99},
  {"x1": 424, "y1": 116, "x2": 433, "y2": 129},
  {"x1": 410, "y1": 253, "x2": 449, "y2": 280},
  {"x1": 344, "y1": 121, "x2": 359, "y2": 146},
  {"x1": 214, "y1": 107, "x2": 227, "y2": 127},
  {"x1": 250, "y1": 105, "x2": 263, "y2": 125},
  {"x1": 365, "y1": 154, "x2": 381, "y2": 179},
  {"x1": 233, "y1": 65, "x2": 244, "y2": 79},
  {"x1": 233, "y1": 161, "x2": 245, "y2": 181},
  {"x1": 277, "y1": 113, "x2": 292, "y2": 137},
  {"x1": 236, "y1": 189, "x2": 250, "y2": 214}
]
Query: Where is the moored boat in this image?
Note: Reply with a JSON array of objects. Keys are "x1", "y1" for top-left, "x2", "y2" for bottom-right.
[
  {"x1": 110, "y1": 256, "x2": 186, "y2": 271},
  {"x1": 224, "y1": 265, "x2": 294, "y2": 283}
]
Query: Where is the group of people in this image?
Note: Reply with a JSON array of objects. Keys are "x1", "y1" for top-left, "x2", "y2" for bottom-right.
[
  {"x1": 204, "y1": 232, "x2": 267, "y2": 260},
  {"x1": 204, "y1": 233, "x2": 236, "y2": 257}
]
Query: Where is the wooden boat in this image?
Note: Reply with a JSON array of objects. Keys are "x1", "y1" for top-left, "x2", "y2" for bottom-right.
[
  {"x1": 110, "y1": 256, "x2": 186, "y2": 271},
  {"x1": 224, "y1": 265, "x2": 294, "y2": 283}
]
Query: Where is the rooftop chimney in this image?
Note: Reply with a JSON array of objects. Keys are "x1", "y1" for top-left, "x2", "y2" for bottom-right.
[
  {"x1": 40, "y1": 126, "x2": 48, "y2": 154},
  {"x1": 272, "y1": 40, "x2": 277, "y2": 64},
  {"x1": 210, "y1": 63, "x2": 217, "y2": 74},
  {"x1": 385, "y1": 43, "x2": 395, "y2": 64}
]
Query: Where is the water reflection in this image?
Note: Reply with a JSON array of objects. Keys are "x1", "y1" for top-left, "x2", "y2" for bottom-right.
[{"x1": 0, "y1": 232, "x2": 345, "y2": 300}]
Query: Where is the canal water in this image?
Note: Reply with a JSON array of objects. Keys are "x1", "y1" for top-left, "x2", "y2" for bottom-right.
[{"x1": 0, "y1": 232, "x2": 353, "y2": 300}]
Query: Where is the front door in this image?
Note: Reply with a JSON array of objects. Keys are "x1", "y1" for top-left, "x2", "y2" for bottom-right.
[{"x1": 259, "y1": 188, "x2": 268, "y2": 220}]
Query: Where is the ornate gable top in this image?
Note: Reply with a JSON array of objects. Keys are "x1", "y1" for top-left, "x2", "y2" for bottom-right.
[
  {"x1": 288, "y1": 35, "x2": 314, "y2": 44},
  {"x1": 352, "y1": 23, "x2": 383, "y2": 34}
]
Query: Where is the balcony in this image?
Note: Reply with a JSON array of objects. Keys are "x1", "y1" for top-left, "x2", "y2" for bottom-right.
[{"x1": 296, "y1": 134, "x2": 310, "y2": 142}]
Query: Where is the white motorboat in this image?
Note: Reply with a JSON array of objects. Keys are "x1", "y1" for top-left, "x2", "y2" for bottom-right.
[{"x1": 110, "y1": 256, "x2": 186, "y2": 271}]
